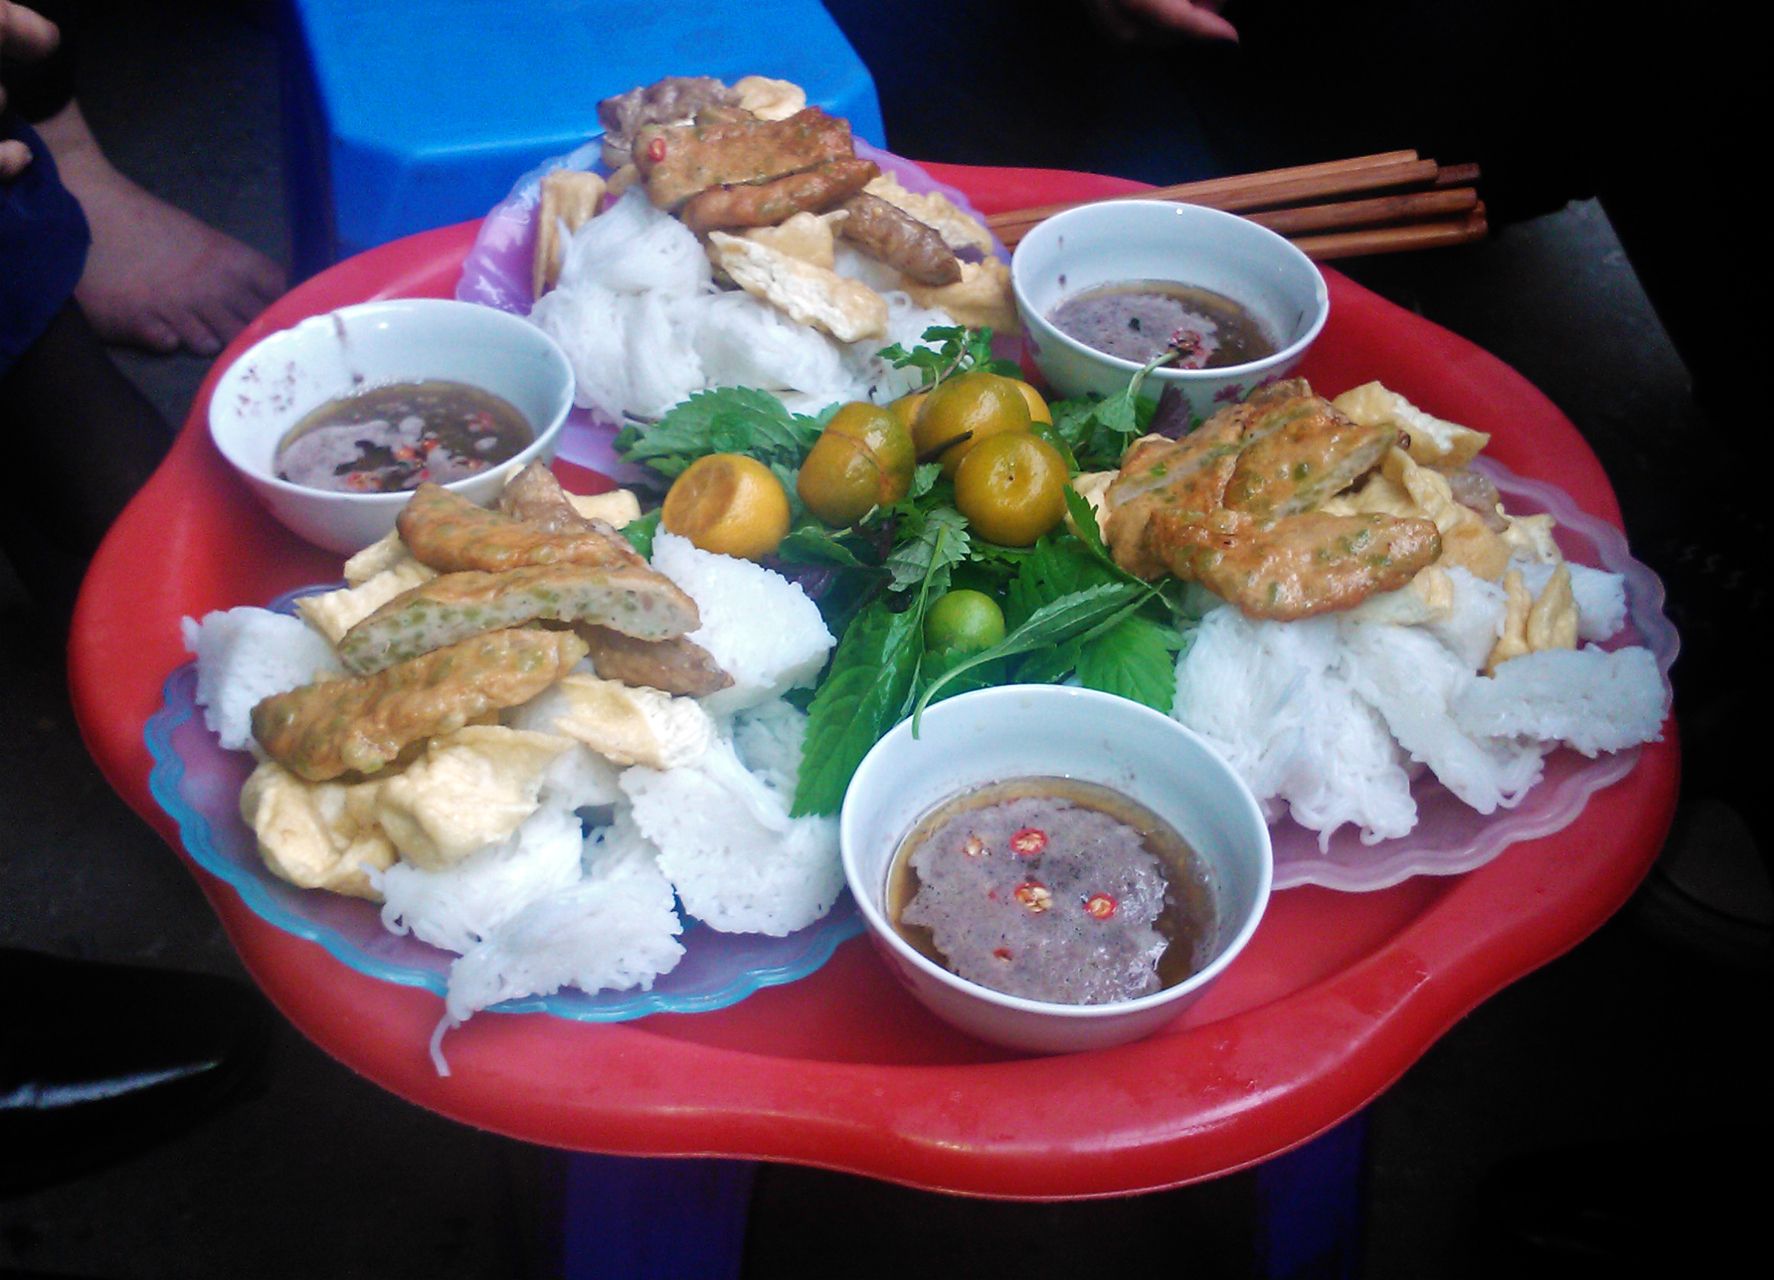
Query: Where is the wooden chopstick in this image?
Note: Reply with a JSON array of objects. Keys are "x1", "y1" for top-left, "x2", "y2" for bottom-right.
[
  {"x1": 1243, "y1": 187, "x2": 1479, "y2": 238},
  {"x1": 985, "y1": 150, "x2": 1486, "y2": 258},
  {"x1": 1292, "y1": 205, "x2": 1488, "y2": 260}
]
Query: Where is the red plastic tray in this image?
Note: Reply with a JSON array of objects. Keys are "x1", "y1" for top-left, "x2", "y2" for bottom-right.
[{"x1": 69, "y1": 164, "x2": 1679, "y2": 1198}]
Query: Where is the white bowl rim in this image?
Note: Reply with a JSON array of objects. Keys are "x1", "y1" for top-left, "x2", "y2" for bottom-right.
[
  {"x1": 207, "y1": 297, "x2": 574, "y2": 504},
  {"x1": 841, "y1": 684, "x2": 1274, "y2": 1022},
  {"x1": 1010, "y1": 198, "x2": 1331, "y2": 383}
]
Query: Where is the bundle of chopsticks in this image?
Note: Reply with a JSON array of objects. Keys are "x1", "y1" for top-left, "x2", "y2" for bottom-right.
[{"x1": 987, "y1": 151, "x2": 1486, "y2": 259}]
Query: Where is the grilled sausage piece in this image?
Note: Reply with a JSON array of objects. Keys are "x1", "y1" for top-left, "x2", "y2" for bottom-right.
[
  {"x1": 679, "y1": 158, "x2": 879, "y2": 234},
  {"x1": 836, "y1": 193, "x2": 962, "y2": 286}
]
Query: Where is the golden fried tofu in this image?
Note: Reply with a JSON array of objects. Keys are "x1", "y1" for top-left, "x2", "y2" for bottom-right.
[
  {"x1": 707, "y1": 230, "x2": 888, "y2": 342},
  {"x1": 1525, "y1": 563, "x2": 1580, "y2": 654},
  {"x1": 901, "y1": 258, "x2": 1018, "y2": 334},
  {"x1": 533, "y1": 168, "x2": 607, "y2": 298},
  {"x1": 371, "y1": 726, "x2": 572, "y2": 869},
  {"x1": 566, "y1": 489, "x2": 642, "y2": 528},
  {"x1": 1332, "y1": 382, "x2": 1490, "y2": 471},
  {"x1": 1327, "y1": 448, "x2": 1512, "y2": 581},
  {"x1": 539, "y1": 672, "x2": 714, "y2": 769},
  {"x1": 343, "y1": 529, "x2": 413, "y2": 585},
  {"x1": 740, "y1": 210, "x2": 841, "y2": 269},
  {"x1": 297, "y1": 556, "x2": 438, "y2": 646},
  {"x1": 732, "y1": 75, "x2": 807, "y2": 121},
  {"x1": 240, "y1": 760, "x2": 396, "y2": 900}
]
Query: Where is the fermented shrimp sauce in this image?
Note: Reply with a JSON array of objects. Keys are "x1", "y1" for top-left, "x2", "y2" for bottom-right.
[{"x1": 888, "y1": 778, "x2": 1217, "y2": 1004}]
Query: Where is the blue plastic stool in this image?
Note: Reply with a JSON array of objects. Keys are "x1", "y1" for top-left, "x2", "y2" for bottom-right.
[
  {"x1": 557, "y1": 1115, "x2": 1368, "y2": 1278},
  {"x1": 276, "y1": 0, "x2": 886, "y2": 279}
]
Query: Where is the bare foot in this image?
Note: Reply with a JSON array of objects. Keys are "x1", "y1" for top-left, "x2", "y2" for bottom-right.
[{"x1": 35, "y1": 101, "x2": 286, "y2": 357}]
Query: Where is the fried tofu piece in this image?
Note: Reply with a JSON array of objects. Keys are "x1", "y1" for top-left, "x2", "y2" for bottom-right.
[
  {"x1": 732, "y1": 75, "x2": 807, "y2": 121},
  {"x1": 254, "y1": 628, "x2": 589, "y2": 780},
  {"x1": 1332, "y1": 382, "x2": 1490, "y2": 471},
  {"x1": 1487, "y1": 569, "x2": 1535, "y2": 672},
  {"x1": 398, "y1": 481, "x2": 648, "y2": 575},
  {"x1": 1326, "y1": 449, "x2": 1513, "y2": 581},
  {"x1": 707, "y1": 230, "x2": 888, "y2": 342},
  {"x1": 296, "y1": 557, "x2": 438, "y2": 646},
  {"x1": 533, "y1": 168, "x2": 607, "y2": 298},
  {"x1": 901, "y1": 258, "x2": 1018, "y2": 334},
  {"x1": 1526, "y1": 563, "x2": 1580, "y2": 653},
  {"x1": 371, "y1": 725, "x2": 572, "y2": 869},
  {"x1": 539, "y1": 672, "x2": 713, "y2": 769},
  {"x1": 337, "y1": 562, "x2": 698, "y2": 674},
  {"x1": 240, "y1": 760, "x2": 396, "y2": 900},
  {"x1": 740, "y1": 210, "x2": 841, "y2": 269},
  {"x1": 1341, "y1": 564, "x2": 1457, "y2": 626},
  {"x1": 1500, "y1": 512, "x2": 1562, "y2": 564},
  {"x1": 863, "y1": 172, "x2": 996, "y2": 255},
  {"x1": 344, "y1": 529, "x2": 413, "y2": 585},
  {"x1": 567, "y1": 489, "x2": 642, "y2": 528}
]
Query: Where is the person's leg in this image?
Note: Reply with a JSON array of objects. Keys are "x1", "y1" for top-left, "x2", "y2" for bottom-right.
[
  {"x1": 34, "y1": 97, "x2": 285, "y2": 356},
  {"x1": 4, "y1": 0, "x2": 285, "y2": 356}
]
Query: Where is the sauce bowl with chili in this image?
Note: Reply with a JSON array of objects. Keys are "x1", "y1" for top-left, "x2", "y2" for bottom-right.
[
  {"x1": 209, "y1": 298, "x2": 574, "y2": 553},
  {"x1": 840, "y1": 685, "x2": 1272, "y2": 1055},
  {"x1": 1011, "y1": 199, "x2": 1328, "y2": 426}
]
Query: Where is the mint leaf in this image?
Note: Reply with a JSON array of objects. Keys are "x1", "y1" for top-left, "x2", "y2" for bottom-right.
[
  {"x1": 885, "y1": 505, "x2": 970, "y2": 596},
  {"x1": 616, "y1": 387, "x2": 820, "y2": 478},
  {"x1": 792, "y1": 600, "x2": 923, "y2": 816},
  {"x1": 1074, "y1": 614, "x2": 1182, "y2": 711}
]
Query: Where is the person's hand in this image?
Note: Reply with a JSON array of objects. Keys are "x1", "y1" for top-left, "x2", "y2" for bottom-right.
[
  {"x1": 1086, "y1": 0, "x2": 1240, "y2": 44},
  {"x1": 1, "y1": 1, "x2": 61, "y2": 179}
]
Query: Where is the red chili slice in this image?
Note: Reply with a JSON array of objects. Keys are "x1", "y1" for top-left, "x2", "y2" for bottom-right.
[
  {"x1": 1014, "y1": 880, "x2": 1053, "y2": 913},
  {"x1": 1009, "y1": 828, "x2": 1047, "y2": 858},
  {"x1": 1084, "y1": 893, "x2": 1118, "y2": 920},
  {"x1": 646, "y1": 136, "x2": 667, "y2": 162}
]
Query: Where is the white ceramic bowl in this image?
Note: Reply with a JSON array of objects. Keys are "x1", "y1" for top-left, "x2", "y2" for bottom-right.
[
  {"x1": 1012, "y1": 199, "x2": 1329, "y2": 424},
  {"x1": 840, "y1": 685, "x2": 1272, "y2": 1054},
  {"x1": 208, "y1": 298, "x2": 575, "y2": 554}
]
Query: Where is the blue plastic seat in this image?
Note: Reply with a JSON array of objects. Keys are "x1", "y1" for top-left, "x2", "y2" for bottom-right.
[{"x1": 277, "y1": 0, "x2": 886, "y2": 278}]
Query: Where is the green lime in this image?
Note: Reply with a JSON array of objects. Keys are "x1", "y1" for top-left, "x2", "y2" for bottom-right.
[{"x1": 924, "y1": 589, "x2": 1007, "y2": 657}]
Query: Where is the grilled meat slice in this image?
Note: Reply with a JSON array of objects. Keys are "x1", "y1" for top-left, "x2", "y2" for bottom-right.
[
  {"x1": 338, "y1": 562, "x2": 700, "y2": 674},
  {"x1": 633, "y1": 107, "x2": 855, "y2": 211},
  {"x1": 1147, "y1": 508, "x2": 1442, "y2": 620},
  {"x1": 574, "y1": 625, "x2": 732, "y2": 697},
  {"x1": 398, "y1": 482, "x2": 646, "y2": 574},
  {"x1": 597, "y1": 76, "x2": 738, "y2": 170}
]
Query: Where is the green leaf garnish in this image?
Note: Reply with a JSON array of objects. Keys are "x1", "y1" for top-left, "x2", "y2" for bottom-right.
[
  {"x1": 791, "y1": 600, "x2": 923, "y2": 817},
  {"x1": 615, "y1": 387, "x2": 821, "y2": 478}
]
